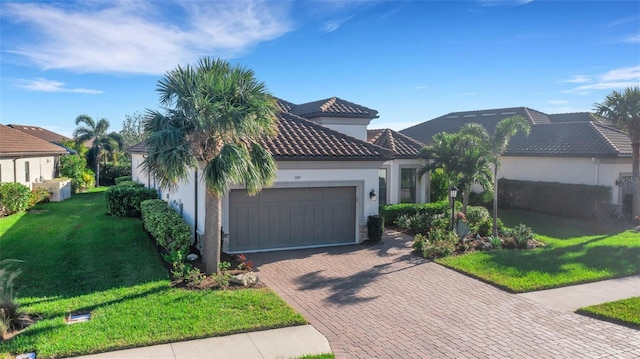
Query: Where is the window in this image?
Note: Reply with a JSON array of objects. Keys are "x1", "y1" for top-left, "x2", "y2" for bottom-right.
[
  {"x1": 400, "y1": 168, "x2": 416, "y2": 203},
  {"x1": 378, "y1": 169, "x2": 387, "y2": 205},
  {"x1": 24, "y1": 161, "x2": 30, "y2": 182}
]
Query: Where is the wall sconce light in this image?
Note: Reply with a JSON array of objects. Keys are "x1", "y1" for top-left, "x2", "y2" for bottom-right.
[
  {"x1": 615, "y1": 179, "x2": 621, "y2": 186},
  {"x1": 369, "y1": 189, "x2": 377, "y2": 201}
]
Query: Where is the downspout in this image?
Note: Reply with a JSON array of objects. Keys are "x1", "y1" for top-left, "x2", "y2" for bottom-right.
[
  {"x1": 194, "y1": 166, "x2": 199, "y2": 249},
  {"x1": 592, "y1": 157, "x2": 599, "y2": 185},
  {"x1": 12, "y1": 158, "x2": 17, "y2": 183}
]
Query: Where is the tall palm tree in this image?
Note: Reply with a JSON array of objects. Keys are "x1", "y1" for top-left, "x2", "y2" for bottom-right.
[
  {"x1": 594, "y1": 86, "x2": 640, "y2": 218},
  {"x1": 73, "y1": 114, "x2": 111, "y2": 186},
  {"x1": 142, "y1": 58, "x2": 278, "y2": 275},
  {"x1": 459, "y1": 116, "x2": 530, "y2": 236}
]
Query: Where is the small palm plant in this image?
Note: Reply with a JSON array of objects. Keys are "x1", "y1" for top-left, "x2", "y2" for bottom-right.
[{"x1": 0, "y1": 259, "x2": 29, "y2": 340}]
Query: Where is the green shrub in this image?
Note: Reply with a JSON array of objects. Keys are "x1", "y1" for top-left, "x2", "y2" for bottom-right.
[
  {"x1": 30, "y1": 187, "x2": 52, "y2": 207},
  {"x1": 421, "y1": 228, "x2": 457, "y2": 259},
  {"x1": 100, "y1": 164, "x2": 132, "y2": 186},
  {"x1": 116, "y1": 180, "x2": 144, "y2": 187},
  {"x1": 115, "y1": 176, "x2": 133, "y2": 185},
  {"x1": 141, "y1": 199, "x2": 192, "y2": 254},
  {"x1": 380, "y1": 200, "x2": 451, "y2": 225},
  {"x1": 163, "y1": 250, "x2": 203, "y2": 287},
  {"x1": 0, "y1": 259, "x2": 29, "y2": 338},
  {"x1": 507, "y1": 223, "x2": 534, "y2": 249},
  {"x1": 475, "y1": 217, "x2": 505, "y2": 237},
  {"x1": 465, "y1": 206, "x2": 491, "y2": 228},
  {"x1": 367, "y1": 215, "x2": 384, "y2": 242},
  {"x1": 0, "y1": 183, "x2": 32, "y2": 215},
  {"x1": 59, "y1": 155, "x2": 94, "y2": 192},
  {"x1": 412, "y1": 233, "x2": 427, "y2": 253},
  {"x1": 105, "y1": 185, "x2": 157, "y2": 217}
]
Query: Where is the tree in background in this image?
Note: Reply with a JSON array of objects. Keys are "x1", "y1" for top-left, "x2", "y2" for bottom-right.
[
  {"x1": 120, "y1": 112, "x2": 146, "y2": 149},
  {"x1": 142, "y1": 58, "x2": 279, "y2": 275},
  {"x1": 594, "y1": 86, "x2": 640, "y2": 219},
  {"x1": 73, "y1": 115, "x2": 122, "y2": 186}
]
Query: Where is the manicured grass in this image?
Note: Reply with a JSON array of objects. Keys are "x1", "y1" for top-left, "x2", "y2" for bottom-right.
[
  {"x1": 0, "y1": 190, "x2": 306, "y2": 358},
  {"x1": 577, "y1": 296, "x2": 640, "y2": 329},
  {"x1": 296, "y1": 354, "x2": 335, "y2": 359},
  {"x1": 436, "y1": 210, "x2": 640, "y2": 293}
]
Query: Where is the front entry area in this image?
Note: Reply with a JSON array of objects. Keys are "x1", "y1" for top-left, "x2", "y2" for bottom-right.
[{"x1": 228, "y1": 186, "x2": 356, "y2": 252}]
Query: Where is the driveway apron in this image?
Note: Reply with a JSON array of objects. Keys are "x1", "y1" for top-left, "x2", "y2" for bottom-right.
[{"x1": 250, "y1": 230, "x2": 640, "y2": 359}]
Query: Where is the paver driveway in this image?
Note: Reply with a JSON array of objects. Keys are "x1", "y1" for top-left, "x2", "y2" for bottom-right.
[{"x1": 250, "y1": 230, "x2": 640, "y2": 359}]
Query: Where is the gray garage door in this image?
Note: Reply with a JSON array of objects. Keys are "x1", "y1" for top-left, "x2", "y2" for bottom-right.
[{"x1": 229, "y1": 186, "x2": 356, "y2": 252}]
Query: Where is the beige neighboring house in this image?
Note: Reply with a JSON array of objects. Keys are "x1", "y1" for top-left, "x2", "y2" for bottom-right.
[
  {"x1": 401, "y1": 107, "x2": 632, "y2": 207},
  {"x1": 0, "y1": 124, "x2": 67, "y2": 188},
  {"x1": 129, "y1": 96, "x2": 430, "y2": 254}
]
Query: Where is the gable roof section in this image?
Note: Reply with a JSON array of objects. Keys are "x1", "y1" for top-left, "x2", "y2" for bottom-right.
[
  {"x1": 127, "y1": 112, "x2": 390, "y2": 161},
  {"x1": 547, "y1": 112, "x2": 597, "y2": 123},
  {"x1": 274, "y1": 97, "x2": 296, "y2": 113},
  {"x1": 400, "y1": 107, "x2": 548, "y2": 145},
  {"x1": 291, "y1": 97, "x2": 379, "y2": 119},
  {"x1": 8, "y1": 124, "x2": 71, "y2": 144},
  {"x1": 367, "y1": 128, "x2": 425, "y2": 159},
  {"x1": 0, "y1": 124, "x2": 67, "y2": 156},
  {"x1": 506, "y1": 122, "x2": 631, "y2": 157}
]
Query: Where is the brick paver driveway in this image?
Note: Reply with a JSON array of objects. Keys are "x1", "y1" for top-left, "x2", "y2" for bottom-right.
[{"x1": 250, "y1": 230, "x2": 640, "y2": 358}]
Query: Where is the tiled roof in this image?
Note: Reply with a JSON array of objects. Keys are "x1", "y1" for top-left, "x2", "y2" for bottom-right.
[
  {"x1": 367, "y1": 129, "x2": 425, "y2": 159},
  {"x1": 8, "y1": 124, "x2": 71, "y2": 144},
  {"x1": 291, "y1": 97, "x2": 379, "y2": 119},
  {"x1": 274, "y1": 97, "x2": 296, "y2": 113},
  {"x1": 547, "y1": 112, "x2": 597, "y2": 123},
  {"x1": 127, "y1": 112, "x2": 390, "y2": 161},
  {"x1": 506, "y1": 122, "x2": 631, "y2": 157},
  {"x1": 400, "y1": 107, "x2": 547, "y2": 145},
  {"x1": 0, "y1": 124, "x2": 67, "y2": 156}
]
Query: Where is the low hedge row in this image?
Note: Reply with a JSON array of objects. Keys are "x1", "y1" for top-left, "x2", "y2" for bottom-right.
[
  {"x1": 380, "y1": 200, "x2": 453, "y2": 225},
  {"x1": 140, "y1": 199, "x2": 192, "y2": 254},
  {"x1": 105, "y1": 182, "x2": 158, "y2": 217},
  {"x1": 498, "y1": 179, "x2": 611, "y2": 219}
]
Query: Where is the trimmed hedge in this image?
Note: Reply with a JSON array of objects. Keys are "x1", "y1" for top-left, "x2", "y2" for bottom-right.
[
  {"x1": 498, "y1": 179, "x2": 611, "y2": 219},
  {"x1": 100, "y1": 164, "x2": 131, "y2": 186},
  {"x1": 380, "y1": 200, "x2": 452, "y2": 225},
  {"x1": 140, "y1": 199, "x2": 192, "y2": 254},
  {"x1": 0, "y1": 182, "x2": 32, "y2": 215},
  {"x1": 105, "y1": 183, "x2": 158, "y2": 217},
  {"x1": 115, "y1": 176, "x2": 133, "y2": 185}
]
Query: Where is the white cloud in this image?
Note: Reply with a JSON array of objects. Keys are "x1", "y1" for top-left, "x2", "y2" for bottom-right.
[
  {"x1": 1, "y1": 1, "x2": 292, "y2": 75},
  {"x1": 561, "y1": 75, "x2": 591, "y2": 83},
  {"x1": 623, "y1": 34, "x2": 640, "y2": 43},
  {"x1": 477, "y1": 0, "x2": 534, "y2": 7},
  {"x1": 15, "y1": 78, "x2": 103, "y2": 94},
  {"x1": 414, "y1": 85, "x2": 429, "y2": 90},
  {"x1": 548, "y1": 100, "x2": 568, "y2": 105},
  {"x1": 321, "y1": 15, "x2": 355, "y2": 33},
  {"x1": 563, "y1": 66, "x2": 640, "y2": 94}
]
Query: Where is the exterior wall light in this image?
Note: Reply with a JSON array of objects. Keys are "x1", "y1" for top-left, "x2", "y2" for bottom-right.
[{"x1": 370, "y1": 189, "x2": 377, "y2": 201}]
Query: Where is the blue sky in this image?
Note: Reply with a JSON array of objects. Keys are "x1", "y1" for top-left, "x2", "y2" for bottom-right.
[{"x1": 1, "y1": 0, "x2": 639, "y2": 138}]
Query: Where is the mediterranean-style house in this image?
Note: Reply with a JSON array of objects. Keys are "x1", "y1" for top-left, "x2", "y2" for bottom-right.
[
  {"x1": 129, "y1": 97, "x2": 426, "y2": 253},
  {"x1": 401, "y1": 107, "x2": 633, "y2": 208},
  {"x1": 0, "y1": 124, "x2": 67, "y2": 188}
]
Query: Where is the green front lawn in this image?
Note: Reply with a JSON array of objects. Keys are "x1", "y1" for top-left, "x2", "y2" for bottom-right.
[
  {"x1": 437, "y1": 210, "x2": 640, "y2": 293},
  {"x1": 577, "y1": 297, "x2": 640, "y2": 329},
  {"x1": 0, "y1": 190, "x2": 306, "y2": 358}
]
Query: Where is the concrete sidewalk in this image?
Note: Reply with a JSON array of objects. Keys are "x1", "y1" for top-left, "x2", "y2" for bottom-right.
[
  {"x1": 68, "y1": 325, "x2": 331, "y2": 359},
  {"x1": 518, "y1": 273, "x2": 640, "y2": 312}
]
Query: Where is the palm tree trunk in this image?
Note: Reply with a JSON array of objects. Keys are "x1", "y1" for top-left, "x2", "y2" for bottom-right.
[
  {"x1": 492, "y1": 162, "x2": 499, "y2": 237},
  {"x1": 632, "y1": 143, "x2": 640, "y2": 218},
  {"x1": 462, "y1": 187, "x2": 470, "y2": 215},
  {"x1": 96, "y1": 149, "x2": 100, "y2": 187},
  {"x1": 203, "y1": 191, "x2": 222, "y2": 275}
]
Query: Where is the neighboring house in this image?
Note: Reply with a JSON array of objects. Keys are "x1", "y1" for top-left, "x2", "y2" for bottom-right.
[
  {"x1": 129, "y1": 97, "x2": 405, "y2": 253},
  {"x1": 8, "y1": 124, "x2": 72, "y2": 145},
  {"x1": 401, "y1": 107, "x2": 632, "y2": 206},
  {"x1": 0, "y1": 124, "x2": 67, "y2": 188},
  {"x1": 367, "y1": 128, "x2": 428, "y2": 204}
]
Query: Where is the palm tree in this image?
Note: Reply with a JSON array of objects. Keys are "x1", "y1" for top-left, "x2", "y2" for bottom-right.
[
  {"x1": 142, "y1": 58, "x2": 278, "y2": 275},
  {"x1": 419, "y1": 131, "x2": 462, "y2": 190},
  {"x1": 73, "y1": 114, "x2": 111, "y2": 186},
  {"x1": 459, "y1": 116, "x2": 530, "y2": 236},
  {"x1": 594, "y1": 86, "x2": 640, "y2": 218}
]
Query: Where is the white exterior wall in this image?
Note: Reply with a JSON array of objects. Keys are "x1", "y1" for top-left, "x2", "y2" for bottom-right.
[
  {"x1": 305, "y1": 116, "x2": 371, "y2": 142},
  {"x1": 381, "y1": 158, "x2": 428, "y2": 204},
  {"x1": 131, "y1": 154, "x2": 384, "y2": 249},
  {"x1": 0, "y1": 156, "x2": 57, "y2": 188},
  {"x1": 499, "y1": 156, "x2": 631, "y2": 204}
]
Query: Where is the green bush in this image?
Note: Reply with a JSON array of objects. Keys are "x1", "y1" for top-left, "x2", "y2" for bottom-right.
[
  {"x1": 30, "y1": 187, "x2": 52, "y2": 207},
  {"x1": 116, "y1": 180, "x2": 144, "y2": 187},
  {"x1": 507, "y1": 223, "x2": 534, "y2": 249},
  {"x1": 115, "y1": 176, "x2": 133, "y2": 185},
  {"x1": 380, "y1": 200, "x2": 451, "y2": 225},
  {"x1": 141, "y1": 199, "x2": 192, "y2": 254},
  {"x1": 105, "y1": 185, "x2": 157, "y2": 217},
  {"x1": 498, "y1": 179, "x2": 611, "y2": 219},
  {"x1": 475, "y1": 217, "x2": 505, "y2": 237},
  {"x1": 414, "y1": 228, "x2": 457, "y2": 259},
  {"x1": 59, "y1": 155, "x2": 94, "y2": 193},
  {"x1": 100, "y1": 164, "x2": 131, "y2": 186},
  {"x1": 367, "y1": 215, "x2": 384, "y2": 242},
  {"x1": 0, "y1": 183, "x2": 32, "y2": 216},
  {"x1": 465, "y1": 206, "x2": 491, "y2": 228}
]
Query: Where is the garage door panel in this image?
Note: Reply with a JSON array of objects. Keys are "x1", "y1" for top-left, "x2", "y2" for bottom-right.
[{"x1": 229, "y1": 187, "x2": 356, "y2": 252}]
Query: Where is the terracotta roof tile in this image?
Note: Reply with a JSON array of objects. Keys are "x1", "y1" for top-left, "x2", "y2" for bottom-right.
[
  {"x1": 8, "y1": 124, "x2": 71, "y2": 144},
  {"x1": 0, "y1": 124, "x2": 67, "y2": 156},
  {"x1": 547, "y1": 112, "x2": 597, "y2": 123},
  {"x1": 292, "y1": 97, "x2": 379, "y2": 119},
  {"x1": 367, "y1": 129, "x2": 424, "y2": 159}
]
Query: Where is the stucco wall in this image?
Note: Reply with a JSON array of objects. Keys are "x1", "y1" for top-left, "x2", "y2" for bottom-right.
[
  {"x1": 381, "y1": 158, "x2": 428, "y2": 204},
  {"x1": 0, "y1": 156, "x2": 57, "y2": 188},
  {"x1": 499, "y1": 156, "x2": 631, "y2": 204}
]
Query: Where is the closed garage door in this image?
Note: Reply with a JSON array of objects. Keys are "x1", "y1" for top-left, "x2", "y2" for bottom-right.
[{"x1": 229, "y1": 186, "x2": 356, "y2": 252}]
